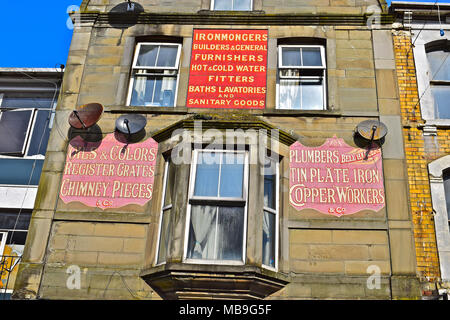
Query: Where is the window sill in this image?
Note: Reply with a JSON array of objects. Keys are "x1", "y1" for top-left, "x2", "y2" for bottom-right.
[
  {"x1": 263, "y1": 109, "x2": 342, "y2": 117},
  {"x1": 197, "y1": 10, "x2": 266, "y2": 15},
  {"x1": 105, "y1": 105, "x2": 188, "y2": 114},
  {"x1": 0, "y1": 155, "x2": 45, "y2": 160},
  {"x1": 183, "y1": 258, "x2": 245, "y2": 266},
  {"x1": 420, "y1": 119, "x2": 450, "y2": 128}
]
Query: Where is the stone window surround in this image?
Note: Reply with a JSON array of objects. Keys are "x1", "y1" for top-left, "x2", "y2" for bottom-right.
[
  {"x1": 141, "y1": 122, "x2": 289, "y2": 299},
  {"x1": 428, "y1": 155, "x2": 450, "y2": 282},
  {"x1": 275, "y1": 44, "x2": 327, "y2": 111},
  {"x1": 183, "y1": 149, "x2": 249, "y2": 266},
  {"x1": 126, "y1": 42, "x2": 182, "y2": 107},
  {"x1": 153, "y1": 142, "x2": 281, "y2": 271},
  {"x1": 412, "y1": 27, "x2": 450, "y2": 126}
]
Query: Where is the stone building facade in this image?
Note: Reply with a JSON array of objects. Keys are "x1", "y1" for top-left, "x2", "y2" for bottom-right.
[
  {"x1": 391, "y1": 1, "x2": 450, "y2": 299},
  {"x1": 13, "y1": 0, "x2": 422, "y2": 299}
]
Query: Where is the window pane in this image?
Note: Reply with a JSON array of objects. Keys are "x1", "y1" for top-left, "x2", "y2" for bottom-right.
[
  {"x1": 427, "y1": 50, "x2": 450, "y2": 81},
  {"x1": 431, "y1": 86, "x2": 450, "y2": 119},
  {"x1": 0, "y1": 211, "x2": 31, "y2": 231},
  {"x1": 187, "y1": 206, "x2": 244, "y2": 262},
  {"x1": 301, "y1": 79, "x2": 324, "y2": 110},
  {"x1": 216, "y1": 206, "x2": 244, "y2": 261},
  {"x1": 136, "y1": 45, "x2": 159, "y2": 67},
  {"x1": 194, "y1": 152, "x2": 220, "y2": 197},
  {"x1": 281, "y1": 48, "x2": 301, "y2": 67},
  {"x1": 156, "y1": 45, "x2": 179, "y2": 68},
  {"x1": 0, "y1": 159, "x2": 44, "y2": 185},
  {"x1": 233, "y1": 0, "x2": 252, "y2": 10},
  {"x1": 130, "y1": 76, "x2": 154, "y2": 106},
  {"x1": 279, "y1": 80, "x2": 301, "y2": 109},
  {"x1": 5, "y1": 230, "x2": 28, "y2": 245},
  {"x1": 157, "y1": 209, "x2": 171, "y2": 264},
  {"x1": 27, "y1": 109, "x2": 51, "y2": 156},
  {"x1": 1, "y1": 97, "x2": 53, "y2": 109},
  {"x1": 262, "y1": 210, "x2": 276, "y2": 268},
  {"x1": 264, "y1": 161, "x2": 276, "y2": 210},
  {"x1": 219, "y1": 153, "x2": 244, "y2": 198},
  {"x1": 0, "y1": 110, "x2": 33, "y2": 155},
  {"x1": 164, "y1": 162, "x2": 176, "y2": 207},
  {"x1": 302, "y1": 47, "x2": 322, "y2": 67},
  {"x1": 130, "y1": 76, "x2": 177, "y2": 107},
  {"x1": 187, "y1": 205, "x2": 217, "y2": 260},
  {"x1": 444, "y1": 170, "x2": 450, "y2": 221},
  {"x1": 213, "y1": 0, "x2": 231, "y2": 10}
]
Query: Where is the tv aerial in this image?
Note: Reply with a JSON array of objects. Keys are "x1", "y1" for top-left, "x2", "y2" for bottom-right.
[
  {"x1": 69, "y1": 103, "x2": 103, "y2": 129},
  {"x1": 115, "y1": 114, "x2": 147, "y2": 143},
  {"x1": 355, "y1": 120, "x2": 388, "y2": 160}
]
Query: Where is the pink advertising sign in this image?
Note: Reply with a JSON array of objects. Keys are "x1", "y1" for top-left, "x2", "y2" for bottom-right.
[
  {"x1": 289, "y1": 136, "x2": 385, "y2": 216},
  {"x1": 60, "y1": 133, "x2": 158, "y2": 210}
]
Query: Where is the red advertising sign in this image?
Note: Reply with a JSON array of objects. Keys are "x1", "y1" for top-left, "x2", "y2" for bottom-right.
[
  {"x1": 59, "y1": 133, "x2": 158, "y2": 210},
  {"x1": 187, "y1": 29, "x2": 268, "y2": 109},
  {"x1": 289, "y1": 136, "x2": 385, "y2": 216}
]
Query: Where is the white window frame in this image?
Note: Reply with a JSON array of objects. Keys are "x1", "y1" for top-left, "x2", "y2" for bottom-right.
[
  {"x1": 413, "y1": 33, "x2": 450, "y2": 124},
  {"x1": 0, "y1": 231, "x2": 7, "y2": 257},
  {"x1": 262, "y1": 156, "x2": 279, "y2": 271},
  {"x1": 211, "y1": 0, "x2": 253, "y2": 11},
  {"x1": 126, "y1": 42, "x2": 182, "y2": 107},
  {"x1": 276, "y1": 45, "x2": 327, "y2": 110},
  {"x1": 278, "y1": 45, "x2": 326, "y2": 69},
  {"x1": 425, "y1": 45, "x2": 450, "y2": 120},
  {"x1": 183, "y1": 149, "x2": 249, "y2": 266},
  {"x1": 429, "y1": 155, "x2": 450, "y2": 282},
  {"x1": 155, "y1": 160, "x2": 172, "y2": 266},
  {"x1": 0, "y1": 108, "x2": 37, "y2": 158}
]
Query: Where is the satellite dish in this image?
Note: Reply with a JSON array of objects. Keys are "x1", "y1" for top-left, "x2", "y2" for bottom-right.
[
  {"x1": 356, "y1": 120, "x2": 388, "y2": 141},
  {"x1": 115, "y1": 114, "x2": 147, "y2": 138},
  {"x1": 355, "y1": 120, "x2": 388, "y2": 160},
  {"x1": 69, "y1": 103, "x2": 103, "y2": 129},
  {"x1": 108, "y1": 1, "x2": 144, "y2": 28}
]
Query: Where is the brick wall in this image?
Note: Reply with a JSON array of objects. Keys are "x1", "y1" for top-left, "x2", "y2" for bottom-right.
[{"x1": 393, "y1": 31, "x2": 447, "y2": 285}]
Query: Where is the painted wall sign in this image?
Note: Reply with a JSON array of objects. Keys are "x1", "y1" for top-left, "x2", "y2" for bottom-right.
[
  {"x1": 187, "y1": 29, "x2": 268, "y2": 109},
  {"x1": 289, "y1": 136, "x2": 385, "y2": 216},
  {"x1": 60, "y1": 133, "x2": 158, "y2": 210}
]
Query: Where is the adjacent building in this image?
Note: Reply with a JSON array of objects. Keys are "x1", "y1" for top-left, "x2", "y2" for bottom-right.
[
  {"x1": 0, "y1": 68, "x2": 62, "y2": 299},
  {"x1": 391, "y1": 1, "x2": 450, "y2": 299},
  {"x1": 13, "y1": 0, "x2": 424, "y2": 299}
]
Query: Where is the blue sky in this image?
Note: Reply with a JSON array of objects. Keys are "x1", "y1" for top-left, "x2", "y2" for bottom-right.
[
  {"x1": 0, "y1": 0, "x2": 449, "y2": 68},
  {"x1": 0, "y1": 1, "x2": 82, "y2": 68}
]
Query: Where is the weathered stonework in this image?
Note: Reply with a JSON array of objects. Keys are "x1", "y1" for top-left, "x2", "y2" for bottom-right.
[{"x1": 12, "y1": 0, "x2": 423, "y2": 300}]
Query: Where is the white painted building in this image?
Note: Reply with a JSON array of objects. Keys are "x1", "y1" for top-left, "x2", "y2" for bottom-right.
[
  {"x1": 0, "y1": 68, "x2": 62, "y2": 299},
  {"x1": 392, "y1": 1, "x2": 450, "y2": 297}
]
